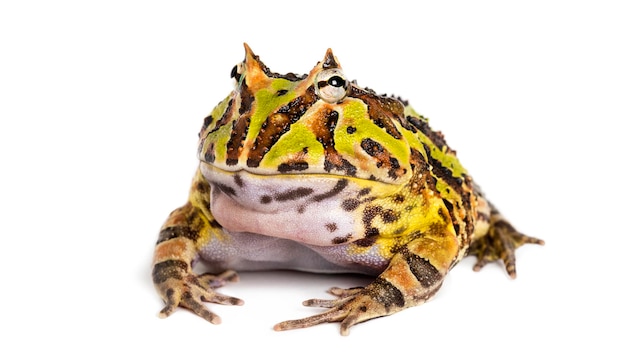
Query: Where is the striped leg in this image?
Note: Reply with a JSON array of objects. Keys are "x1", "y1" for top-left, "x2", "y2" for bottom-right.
[
  {"x1": 274, "y1": 228, "x2": 458, "y2": 335},
  {"x1": 152, "y1": 171, "x2": 243, "y2": 323}
]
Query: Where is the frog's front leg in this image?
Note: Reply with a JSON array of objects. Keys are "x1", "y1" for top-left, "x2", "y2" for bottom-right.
[
  {"x1": 274, "y1": 225, "x2": 458, "y2": 335},
  {"x1": 152, "y1": 172, "x2": 243, "y2": 323}
]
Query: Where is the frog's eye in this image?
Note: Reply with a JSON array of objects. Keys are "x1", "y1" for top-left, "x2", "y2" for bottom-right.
[
  {"x1": 316, "y1": 69, "x2": 350, "y2": 103},
  {"x1": 231, "y1": 63, "x2": 244, "y2": 83}
]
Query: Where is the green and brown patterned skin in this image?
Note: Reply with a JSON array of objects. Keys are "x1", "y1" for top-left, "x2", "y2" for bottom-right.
[{"x1": 152, "y1": 44, "x2": 544, "y2": 335}]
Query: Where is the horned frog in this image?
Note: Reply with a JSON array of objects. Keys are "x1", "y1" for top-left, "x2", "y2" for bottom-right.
[{"x1": 152, "y1": 43, "x2": 543, "y2": 335}]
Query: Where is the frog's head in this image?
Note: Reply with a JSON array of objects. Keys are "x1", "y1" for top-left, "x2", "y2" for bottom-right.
[{"x1": 199, "y1": 43, "x2": 416, "y2": 184}]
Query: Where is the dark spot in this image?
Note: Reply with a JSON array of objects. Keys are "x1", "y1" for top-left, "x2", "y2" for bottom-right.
[
  {"x1": 363, "y1": 205, "x2": 382, "y2": 225},
  {"x1": 393, "y1": 194, "x2": 405, "y2": 203},
  {"x1": 347, "y1": 126, "x2": 356, "y2": 134},
  {"x1": 332, "y1": 235, "x2": 351, "y2": 244},
  {"x1": 355, "y1": 237, "x2": 377, "y2": 247},
  {"x1": 361, "y1": 138, "x2": 384, "y2": 157},
  {"x1": 276, "y1": 89, "x2": 288, "y2": 96},
  {"x1": 341, "y1": 198, "x2": 360, "y2": 211},
  {"x1": 438, "y1": 207, "x2": 450, "y2": 224},
  {"x1": 214, "y1": 183, "x2": 236, "y2": 197},
  {"x1": 323, "y1": 156, "x2": 357, "y2": 176},
  {"x1": 358, "y1": 188, "x2": 371, "y2": 197},
  {"x1": 194, "y1": 180, "x2": 210, "y2": 194},
  {"x1": 355, "y1": 225, "x2": 380, "y2": 247},
  {"x1": 311, "y1": 179, "x2": 348, "y2": 202},
  {"x1": 201, "y1": 115, "x2": 213, "y2": 132},
  {"x1": 260, "y1": 195, "x2": 272, "y2": 204},
  {"x1": 274, "y1": 187, "x2": 314, "y2": 201},
  {"x1": 203, "y1": 142, "x2": 216, "y2": 163},
  {"x1": 278, "y1": 161, "x2": 309, "y2": 173},
  {"x1": 233, "y1": 174, "x2": 244, "y2": 188},
  {"x1": 381, "y1": 209, "x2": 398, "y2": 223},
  {"x1": 325, "y1": 223, "x2": 338, "y2": 232},
  {"x1": 359, "y1": 306, "x2": 367, "y2": 312},
  {"x1": 364, "y1": 227, "x2": 379, "y2": 238},
  {"x1": 297, "y1": 205, "x2": 306, "y2": 214}
]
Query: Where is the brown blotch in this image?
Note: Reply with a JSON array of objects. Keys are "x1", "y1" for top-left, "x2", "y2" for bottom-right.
[{"x1": 325, "y1": 223, "x2": 338, "y2": 232}]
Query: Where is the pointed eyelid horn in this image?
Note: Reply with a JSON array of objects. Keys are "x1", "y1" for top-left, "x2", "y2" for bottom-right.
[
  {"x1": 322, "y1": 48, "x2": 342, "y2": 69},
  {"x1": 240, "y1": 43, "x2": 269, "y2": 81}
]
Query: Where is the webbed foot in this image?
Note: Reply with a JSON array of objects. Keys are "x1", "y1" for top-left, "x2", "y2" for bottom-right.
[
  {"x1": 153, "y1": 263, "x2": 243, "y2": 324},
  {"x1": 274, "y1": 282, "x2": 406, "y2": 336},
  {"x1": 468, "y1": 214, "x2": 544, "y2": 278}
]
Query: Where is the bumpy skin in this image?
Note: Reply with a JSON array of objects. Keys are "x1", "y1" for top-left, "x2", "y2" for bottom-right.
[{"x1": 152, "y1": 44, "x2": 543, "y2": 335}]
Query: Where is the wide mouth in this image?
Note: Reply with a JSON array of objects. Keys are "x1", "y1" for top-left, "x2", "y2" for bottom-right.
[{"x1": 199, "y1": 162, "x2": 406, "y2": 203}]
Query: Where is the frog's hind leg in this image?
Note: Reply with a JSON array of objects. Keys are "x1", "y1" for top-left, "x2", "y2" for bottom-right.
[
  {"x1": 274, "y1": 215, "x2": 459, "y2": 335},
  {"x1": 468, "y1": 204, "x2": 544, "y2": 278}
]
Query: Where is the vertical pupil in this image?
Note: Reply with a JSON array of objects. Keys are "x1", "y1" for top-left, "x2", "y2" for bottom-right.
[{"x1": 329, "y1": 76, "x2": 345, "y2": 88}]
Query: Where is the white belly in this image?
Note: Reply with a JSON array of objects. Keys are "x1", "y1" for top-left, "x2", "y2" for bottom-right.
[{"x1": 198, "y1": 164, "x2": 389, "y2": 274}]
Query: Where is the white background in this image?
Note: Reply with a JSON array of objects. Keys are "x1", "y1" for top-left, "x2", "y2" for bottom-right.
[{"x1": 1, "y1": 1, "x2": 624, "y2": 353}]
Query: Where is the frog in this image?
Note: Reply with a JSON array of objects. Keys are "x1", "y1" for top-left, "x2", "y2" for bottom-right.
[{"x1": 151, "y1": 43, "x2": 544, "y2": 335}]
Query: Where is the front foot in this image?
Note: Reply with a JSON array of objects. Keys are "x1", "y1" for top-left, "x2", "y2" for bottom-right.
[
  {"x1": 153, "y1": 264, "x2": 244, "y2": 324},
  {"x1": 274, "y1": 285, "x2": 396, "y2": 336}
]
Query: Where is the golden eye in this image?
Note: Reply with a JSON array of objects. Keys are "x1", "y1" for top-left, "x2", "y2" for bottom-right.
[{"x1": 315, "y1": 69, "x2": 350, "y2": 103}]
